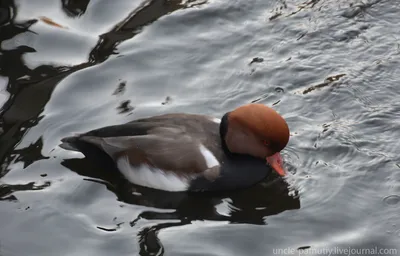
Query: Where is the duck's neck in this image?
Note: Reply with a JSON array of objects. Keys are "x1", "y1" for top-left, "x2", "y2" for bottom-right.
[{"x1": 219, "y1": 112, "x2": 231, "y2": 154}]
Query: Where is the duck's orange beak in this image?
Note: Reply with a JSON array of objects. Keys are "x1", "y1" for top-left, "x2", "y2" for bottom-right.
[{"x1": 266, "y1": 152, "x2": 286, "y2": 176}]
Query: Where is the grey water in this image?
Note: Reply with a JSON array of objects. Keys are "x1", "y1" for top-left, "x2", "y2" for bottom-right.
[{"x1": 0, "y1": 0, "x2": 399, "y2": 255}]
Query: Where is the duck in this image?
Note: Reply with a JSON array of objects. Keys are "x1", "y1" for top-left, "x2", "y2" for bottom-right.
[{"x1": 60, "y1": 103, "x2": 290, "y2": 192}]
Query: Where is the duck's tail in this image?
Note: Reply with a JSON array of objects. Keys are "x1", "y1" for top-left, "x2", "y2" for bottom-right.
[
  {"x1": 60, "y1": 134, "x2": 114, "y2": 165},
  {"x1": 59, "y1": 135, "x2": 81, "y2": 151}
]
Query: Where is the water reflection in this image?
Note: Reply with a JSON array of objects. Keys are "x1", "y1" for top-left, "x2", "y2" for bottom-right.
[
  {"x1": 62, "y1": 154, "x2": 300, "y2": 225},
  {"x1": 61, "y1": 150, "x2": 300, "y2": 256},
  {"x1": 0, "y1": 0, "x2": 14, "y2": 26},
  {"x1": 1, "y1": 0, "x2": 400, "y2": 255},
  {"x1": 61, "y1": 0, "x2": 90, "y2": 17},
  {"x1": 0, "y1": 181, "x2": 51, "y2": 202},
  {"x1": 0, "y1": 0, "x2": 209, "y2": 179}
]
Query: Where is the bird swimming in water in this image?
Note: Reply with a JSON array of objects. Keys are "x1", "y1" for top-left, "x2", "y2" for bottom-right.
[{"x1": 60, "y1": 103, "x2": 290, "y2": 192}]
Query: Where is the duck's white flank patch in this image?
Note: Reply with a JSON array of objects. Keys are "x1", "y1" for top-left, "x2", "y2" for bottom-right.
[
  {"x1": 199, "y1": 144, "x2": 220, "y2": 168},
  {"x1": 209, "y1": 117, "x2": 221, "y2": 123},
  {"x1": 116, "y1": 156, "x2": 189, "y2": 191}
]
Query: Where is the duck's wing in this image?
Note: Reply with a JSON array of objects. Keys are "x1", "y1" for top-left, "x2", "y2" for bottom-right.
[
  {"x1": 61, "y1": 121, "x2": 221, "y2": 175},
  {"x1": 82, "y1": 134, "x2": 219, "y2": 174}
]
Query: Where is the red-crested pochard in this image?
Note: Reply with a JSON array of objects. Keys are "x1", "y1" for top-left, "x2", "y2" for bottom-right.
[{"x1": 60, "y1": 103, "x2": 290, "y2": 192}]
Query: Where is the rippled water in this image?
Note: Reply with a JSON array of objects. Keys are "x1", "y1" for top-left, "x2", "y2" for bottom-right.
[{"x1": 1, "y1": 0, "x2": 399, "y2": 255}]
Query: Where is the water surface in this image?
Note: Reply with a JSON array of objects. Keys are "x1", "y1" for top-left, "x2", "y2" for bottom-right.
[{"x1": 0, "y1": 0, "x2": 399, "y2": 255}]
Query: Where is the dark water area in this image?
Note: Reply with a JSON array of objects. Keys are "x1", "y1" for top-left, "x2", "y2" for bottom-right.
[{"x1": 0, "y1": 0, "x2": 399, "y2": 255}]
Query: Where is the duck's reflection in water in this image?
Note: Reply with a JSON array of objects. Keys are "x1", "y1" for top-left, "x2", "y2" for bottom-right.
[{"x1": 62, "y1": 151, "x2": 299, "y2": 255}]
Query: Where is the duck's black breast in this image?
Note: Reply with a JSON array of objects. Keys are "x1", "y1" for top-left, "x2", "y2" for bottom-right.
[
  {"x1": 189, "y1": 154, "x2": 271, "y2": 192},
  {"x1": 189, "y1": 112, "x2": 272, "y2": 191}
]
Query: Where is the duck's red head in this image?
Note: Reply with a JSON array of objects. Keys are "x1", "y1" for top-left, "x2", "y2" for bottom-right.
[{"x1": 225, "y1": 103, "x2": 290, "y2": 176}]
